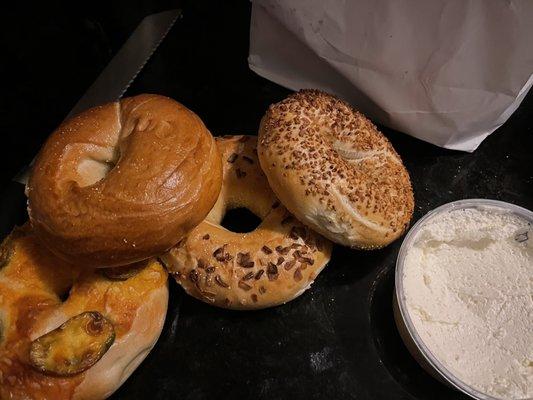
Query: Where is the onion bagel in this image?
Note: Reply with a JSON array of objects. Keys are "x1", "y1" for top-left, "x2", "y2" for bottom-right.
[
  {"x1": 27, "y1": 94, "x2": 222, "y2": 267},
  {"x1": 161, "y1": 135, "x2": 332, "y2": 310},
  {"x1": 0, "y1": 225, "x2": 168, "y2": 399},
  {"x1": 258, "y1": 90, "x2": 414, "y2": 249}
]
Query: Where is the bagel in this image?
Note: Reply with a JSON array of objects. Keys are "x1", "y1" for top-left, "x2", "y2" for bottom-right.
[
  {"x1": 27, "y1": 94, "x2": 222, "y2": 267},
  {"x1": 160, "y1": 135, "x2": 332, "y2": 310},
  {"x1": 0, "y1": 225, "x2": 168, "y2": 399},
  {"x1": 258, "y1": 90, "x2": 414, "y2": 249}
]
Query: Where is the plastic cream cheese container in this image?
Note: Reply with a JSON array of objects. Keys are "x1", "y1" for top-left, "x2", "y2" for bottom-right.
[{"x1": 394, "y1": 199, "x2": 532, "y2": 400}]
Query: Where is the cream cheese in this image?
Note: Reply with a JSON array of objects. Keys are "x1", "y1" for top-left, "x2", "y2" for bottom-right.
[{"x1": 402, "y1": 207, "x2": 532, "y2": 399}]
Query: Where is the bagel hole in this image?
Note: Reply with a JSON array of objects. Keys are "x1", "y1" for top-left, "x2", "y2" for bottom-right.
[
  {"x1": 57, "y1": 284, "x2": 73, "y2": 303},
  {"x1": 332, "y1": 140, "x2": 366, "y2": 160},
  {"x1": 221, "y1": 207, "x2": 262, "y2": 233},
  {"x1": 77, "y1": 159, "x2": 116, "y2": 187}
]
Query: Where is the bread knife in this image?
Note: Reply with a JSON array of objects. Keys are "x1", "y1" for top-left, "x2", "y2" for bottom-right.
[{"x1": 14, "y1": 9, "x2": 181, "y2": 184}]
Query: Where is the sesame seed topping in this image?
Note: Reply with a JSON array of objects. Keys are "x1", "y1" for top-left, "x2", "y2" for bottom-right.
[
  {"x1": 261, "y1": 246, "x2": 273, "y2": 254},
  {"x1": 267, "y1": 263, "x2": 279, "y2": 281},
  {"x1": 293, "y1": 267, "x2": 303, "y2": 282},
  {"x1": 215, "y1": 275, "x2": 229, "y2": 288},
  {"x1": 257, "y1": 89, "x2": 414, "y2": 246},
  {"x1": 238, "y1": 281, "x2": 252, "y2": 291}
]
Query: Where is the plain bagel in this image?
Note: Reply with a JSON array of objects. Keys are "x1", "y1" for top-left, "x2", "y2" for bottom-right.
[
  {"x1": 161, "y1": 135, "x2": 332, "y2": 310},
  {"x1": 0, "y1": 225, "x2": 168, "y2": 400},
  {"x1": 27, "y1": 94, "x2": 222, "y2": 267},
  {"x1": 258, "y1": 90, "x2": 414, "y2": 249}
]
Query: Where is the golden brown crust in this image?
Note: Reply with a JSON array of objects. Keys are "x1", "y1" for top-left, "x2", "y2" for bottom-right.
[
  {"x1": 0, "y1": 225, "x2": 168, "y2": 400},
  {"x1": 160, "y1": 135, "x2": 332, "y2": 310},
  {"x1": 258, "y1": 90, "x2": 414, "y2": 249},
  {"x1": 27, "y1": 94, "x2": 222, "y2": 267}
]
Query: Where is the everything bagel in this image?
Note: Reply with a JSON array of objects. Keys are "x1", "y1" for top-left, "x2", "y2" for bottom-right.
[
  {"x1": 161, "y1": 135, "x2": 332, "y2": 310},
  {"x1": 0, "y1": 225, "x2": 168, "y2": 399},
  {"x1": 258, "y1": 90, "x2": 414, "y2": 249},
  {"x1": 27, "y1": 94, "x2": 222, "y2": 267}
]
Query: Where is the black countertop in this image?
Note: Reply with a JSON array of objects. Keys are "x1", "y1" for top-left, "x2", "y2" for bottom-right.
[{"x1": 1, "y1": 1, "x2": 531, "y2": 399}]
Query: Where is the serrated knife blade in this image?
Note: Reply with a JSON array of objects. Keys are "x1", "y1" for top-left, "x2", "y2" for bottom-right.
[{"x1": 14, "y1": 9, "x2": 181, "y2": 184}]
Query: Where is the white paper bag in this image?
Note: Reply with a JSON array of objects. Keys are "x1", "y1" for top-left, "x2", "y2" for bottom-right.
[{"x1": 248, "y1": 0, "x2": 533, "y2": 152}]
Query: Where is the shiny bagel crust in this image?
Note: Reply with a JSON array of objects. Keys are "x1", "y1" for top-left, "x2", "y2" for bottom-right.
[
  {"x1": 258, "y1": 90, "x2": 414, "y2": 249},
  {"x1": 161, "y1": 135, "x2": 332, "y2": 310},
  {"x1": 0, "y1": 225, "x2": 168, "y2": 400},
  {"x1": 27, "y1": 94, "x2": 222, "y2": 267}
]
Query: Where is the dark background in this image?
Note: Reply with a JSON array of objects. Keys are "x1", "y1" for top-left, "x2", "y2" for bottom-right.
[
  {"x1": 1, "y1": 1, "x2": 532, "y2": 399},
  {"x1": 1, "y1": 0, "x2": 177, "y2": 187}
]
